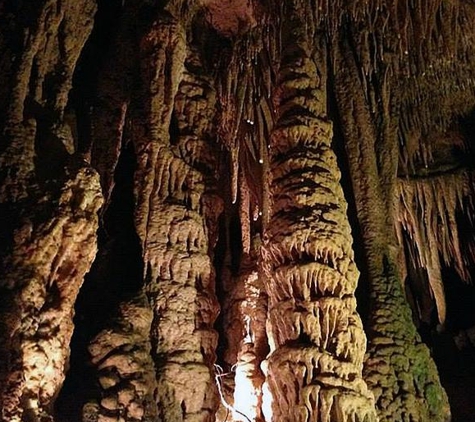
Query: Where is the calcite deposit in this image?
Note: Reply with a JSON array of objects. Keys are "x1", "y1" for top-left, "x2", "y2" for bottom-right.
[{"x1": 1, "y1": 0, "x2": 475, "y2": 421}]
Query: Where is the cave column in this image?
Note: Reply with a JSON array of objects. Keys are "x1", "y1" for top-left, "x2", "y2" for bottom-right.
[
  {"x1": 133, "y1": 19, "x2": 221, "y2": 421},
  {"x1": 260, "y1": 7, "x2": 377, "y2": 421},
  {"x1": 332, "y1": 37, "x2": 451, "y2": 421}
]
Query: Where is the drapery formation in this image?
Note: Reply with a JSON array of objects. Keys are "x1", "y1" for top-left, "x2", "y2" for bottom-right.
[{"x1": 1, "y1": 1, "x2": 475, "y2": 421}]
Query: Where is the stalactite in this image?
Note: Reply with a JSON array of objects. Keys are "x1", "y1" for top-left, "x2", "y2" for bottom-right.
[
  {"x1": 396, "y1": 171, "x2": 475, "y2": 323},
  {"x1": 321, "y1": 1, "x2": 475, "y2": 177},
  {"x1": 217, "y1": 21, "x2": 276, "y2": 234},
  {"x1": 239, "y1": 170, "x2": 252, "y2": 255}
]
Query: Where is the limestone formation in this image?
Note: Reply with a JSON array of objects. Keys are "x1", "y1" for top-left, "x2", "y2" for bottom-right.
[
  {"x1": 85, "y1": 294, "x2": 158, "y2": 422},
  {"x1": 259, "y1": 7, "x2": 377, "y2": 420},
  {"x1": 1, "y1": 1, "x2": 475, "y2": 422}
]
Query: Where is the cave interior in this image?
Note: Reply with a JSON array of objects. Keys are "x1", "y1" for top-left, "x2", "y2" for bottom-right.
[{"x1": 1, "y1": 0, "x2": 475, "y2": 421}]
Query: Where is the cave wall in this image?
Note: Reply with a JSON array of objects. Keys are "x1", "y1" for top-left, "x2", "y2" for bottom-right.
[{"x1": 1, "y1": 1, "x2": 475, "y2": 421}]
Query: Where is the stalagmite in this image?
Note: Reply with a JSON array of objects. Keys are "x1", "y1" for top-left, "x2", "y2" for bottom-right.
[
  {"x1": 0, "y1": 1, "x2": 100, "y2": 420},
  {"x1": 84, "y1": 293, "x2": 158, "y2": 421},
  {"x1": 230, "y1": 264, "x2": 266, "y2": 422}
]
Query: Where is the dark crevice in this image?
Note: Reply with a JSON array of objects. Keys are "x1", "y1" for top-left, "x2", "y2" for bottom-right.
[
  {"x1": 430, "y1": 266, "x2": 475, "y2": 422},
  {"x1": 69, "y1": 0, "x2": 123, "y2": 156}
]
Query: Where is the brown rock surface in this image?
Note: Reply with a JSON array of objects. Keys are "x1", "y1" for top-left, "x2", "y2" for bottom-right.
[{"x1": 1, "y1": 1, "x2": 475, "y2": 422}]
